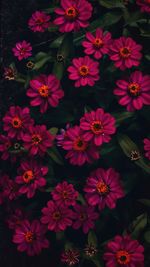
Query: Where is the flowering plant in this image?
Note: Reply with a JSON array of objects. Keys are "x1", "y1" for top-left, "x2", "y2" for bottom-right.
[{"x1": 1, "y1": 0, "x2": 150, "y2": 266}]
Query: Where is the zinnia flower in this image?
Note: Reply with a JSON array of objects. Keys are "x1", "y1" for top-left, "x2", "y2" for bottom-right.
[
  {"x1": 109, "y1": 37, "x2": 142, "y2": 70},
  {"x1": 80, "y1": 108, "x2": 116, "y2": 146},
  {"x1": 22, "y1": 125, "x2": 54, "y2": 156},
  {"x1": 61, "y1": 249, "x2": 80, "y2": 266},
  {"x1": 4, "y1": 67, "x2": 17, "y2": 80},
  {"x1": 41, "y1": 200, "x2": 73, "y2": 232},
  {"x1": 104, "y1": 235, "x2": 144, "y2": 267},
  {"x1": 82, "y1": 28, "x2": 112, "y2": 59},
  {"x1": 114, "y1": 71, "x2": 150, "y2": 111},
  {"x1": 143, "y1": 138, "x2": 150, "y2": 160},
  {"x1": 0, "y1": 134, "x2": 12, "y2": 160},
  {"x1": 84, "y1": 168, "x2": 125, "y2": 210},
  {"x1": 136, "y1": 0, "x2": 150, "y2": 13},
  {"x1": 3, "y1": 106, "x2": 34, "y2": 140},
  {"x1": 72, "y1": 204, "x2": 99, "y2": 234},
  {"x1": 15, "y1": 159, "x2": 48, "y2": 198},
  {"x1": 12, "y1": 41, "x2": 32, "y2": 61},
  {"x1": 68, "y1": 56, "x2": 100, "y2": 87},
  {"x1": 3, "y1": 176, "x2": 20, "y2": 201},
  {"x1": 51, "y1": 181, "x2": 78, "y2": 206},
  {"x1": 61, "y1": 125, "x2": 100, "y2": 166},
  {"x1": 28, "y1": 11, "x2": 51, "y2": 32},
  {"x1": 54, "y1": 0, "x2": 93, "y2": 33},
  {"x1": 27, "y1": 74, "x2": 64, "y2": 113},
  {"x1": 13, "y1": 219, "x2": 49, "y2": 256},
  {"x1": 6, "y1": 207, "x2": 28, "y2": 230}
]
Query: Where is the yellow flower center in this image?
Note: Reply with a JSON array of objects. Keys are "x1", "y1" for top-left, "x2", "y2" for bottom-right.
[
  {"x1": 25, "y1": 231, "x2": 34, "y2": 243},
  {"x1": 96, "y1": 182, "x2": 109, "y2": 195},
  {"x1": 79, "y1": 65, "x2": 89, "y2": 76},
  {"x1": 38, "y1": 85, "x2": 49, "y2": 98},
  {"x1": 31, "y1": 134, "x2": 42, "y2": 145},
  {"x1": 91, "y1": 121, "x2": 103, "y2": 134},
  {"x1": 73, "y1": 137, "x2": 87, "y2": 152},
  {"x1": 11, "y1": 117, "x2": 22, "y2": 129},
  {"x1": 128, "y1": 82, "x2": 140, "y2": 96},
  {"x1": 23, "y1": 170, "x2": 34, "y2": 183},
  {"x1": 119, "y1": 47, "x2": 131, "y2": 58},
  {"x1": 52, "y1": 211, "x2": 61, "y2": 220},
  {"x1": 93, "y1": 38, "x2": 103, "y2": 48},
  {"x1": 65, "y1": 7, "x2": 78, "y2": 20}
]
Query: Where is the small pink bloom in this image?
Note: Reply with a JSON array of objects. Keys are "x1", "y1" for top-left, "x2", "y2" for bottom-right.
[
  {"x1": 80, "y1": 108, "x2": 116, "y2": 146},
  {"x1": 41, "y1": 200, "x2": 73, "y2": 232},
  {"x1": 12, "y1": 41, "x2": 32, "y2": 61},
  {"x1": 82, "y1": 28, "x2": 112, "y2": 59},
  {"x1": 51, "y1": 181, "x2": 78, "y2": 206},
  {"x1": 114, "y1": 71, "x2": 150, "y2": 112},
  {"x1": 68, "y1": 56, "x2": 100, "y2": 87},
  {"x1": 56, "y1": 123, "x2": 70, "y2": 146},
  {"x1": 3, "y1": 106, "x2": 34, "y2": 140},
  {"x1": 27, "y1": 74, "x2": 64, "y2": 113},
  {"x1": 72, "y1": 204, "x2": 99, "y2": 234},
  {"x1": 61, "y1": 249, "x2": 80, "y2": 266},
  {"x1": 13, "y1": 219, "x2": 49, "y2": 256},
  {"x1": 136, "y1": 0, "x2": 150, "y2": 13},
  {"x1": 28, "y1": 11, "x2": 51, "y2": 32},
  {"x1": 104, "y1": 235, "x2": 144, "y2": 267},
  {"x1": 22, "y1": 125, "x2": 54, "y2": 156},
  {"x1": 54, "y1": 0, "x2": 93, "y2": 33},
  {"x1": 61, "y1": 125, "x2": 100, "y2": 166},
  {"x1": 0, "y1": 134, "x2": 12, "y2": 160},
  {"x1": 84, "y1": 168, "x2": 125, "y2": 210},
  {"x1": 4, "y1": 67, "x2": 17, "y2": 80},
  {"x1": 3, "y1": 176, "x2": 21, "y2": 201},
  {"x1": 6, "y1": 207, "x2": 28, "y2": 230},
  {"x1": 15, "y1": 159, "x2": 48, "y2": 198},
  {"x1": 109, "y1": 37, "x2": 142, "y2": 70},
  {"x1": 143, "y1": 138, "x2": 150, "y2": 160}
]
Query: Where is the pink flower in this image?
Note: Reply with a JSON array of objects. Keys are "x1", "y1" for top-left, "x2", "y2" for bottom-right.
[
  {"x1": 27, "y1": 74, "x2": 64, "y2": 113},
  {"x1": 6, "y1": 207, "x2": 28, "y2": 230},
  {"x1": 56, "y1": 123, "x2": 70, "y2": 146},
  {"x1": 3, "y1": 106, "x2": 34, "y2": 140},
  {"x1": 2, "y1": 176, "x2": 21, "y2": 201},
  {"x1": 104, "y1": 235, "x2": 144, "y2": 267},
  {"x1": 109, "y1": 37, "x2": 142, "y2": 70},
  {"x1": 72, "y1": 204, "x2": 99, "y2": 234},
  {"x1": 13, "y1": 219, "x2": 49, "y2": 256},
  {"x1": 82, "y1": 28, "x2": 112, "y2": 59},
  {"x1": 61, "y1": 125, "x2": 100, "y2": 166},
  {"x1": 22, "y1": 125, "x2": 54, "y2": 156},
  {"x1": 0, "y1": 134, "x2": 12, "y2": 160},
  {"x1": 68, "y1": 56, "x2": 100, "y2": 87},
  {"x1": 51, "y1": 181, "x2": 78, "y2": 206},
  {"x1": 41, "y1": 200, "x2": 73, "y2": 232},
  {"x1": 15, "y1": 159, "x2": 48, "y2": 198},
  {"x1": 12, "y1": 41, "x2": 32, "y2": 61},
  {"x1": 28, "y1": 11, "x2": 51, "y2": 32},
  {"x1": 136, "y1": 0, "x2": 150, "y2": 13},
  {"x1": 61, "y1": 249, "x2": 80, "y2": 266},
  {"x1": 80, "y1": 108, "x2": 116, "y2": 146},
  {"x1": 84, "y1": 168, "x2": 125, "y2": 210},
  {"x1": 54, "y1": 0, "x2": 92, "y2": 33},
  {"x1": 114, "y1": 71, "x2": 150, "y2": 111},
  {"x1": 143, "y1": 138, "x2": 150, "y2": 160}
]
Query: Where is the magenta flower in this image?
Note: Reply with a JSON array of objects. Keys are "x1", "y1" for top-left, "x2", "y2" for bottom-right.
[
  {"x1": 56, "y1": 123, "x2": 70, "y2": 147},
  {"x1": 72, "y1": 204, "x2": 99, "y2": 234},
  {"x1": 82, "y1": 28, "x2": 112, "y2": 59},
  {"x1": 109, "y1": 37, "x2": 142, "y2": 70},
  {"x1": 104, "y1": 235, "x2": 144, "y2": 267},
  {"x1": 41, "y1": 200, "x2": 73, "y2": 232},
  {"x1": 114, "y1": 71, "x2": 150, "y2": 111},
  {"x1": 54, "y1": 0, "x2": 92, "y2": 33},
  {"x1": 0, "y1": 134, "x2": 12, "y2": 160},
  {"x1": 6, "y1": 208, "x2": 28, "y2": 230},
  {"x1": 61, "y1": 249, "x2": 80, "y2": 266},
  {"x1": 68, "y1": 56, "x2": 100, "y2": 87},
  {"x1": 136, "y1": 0, "x2": 150, "y2": 13},
  {"x1": 143, "y1": 138, "x2": 150, "y2": 160},
  {"x1": 84, "y1": 168, "x2": 125, "y2": 210},
  {"x1": 12, "y1": 41, "x2": 32, "y2": 61},
  {"x1": 3, "y1": 176, "x2": 21, "y2": 201},
  {"x1": 15, "y1": 159, "x2": 48, "y2": 198},
  {"x1": 61, "y1": 125, "x2": 100, "y2": 166},
  {"x1": 51, "y1": 181, "x2": 78, "y2": 206},
  {"x1": 28, "y1": 11, "x2": 51, "y2": 32},
  {"x1": 80, "y1": 108, "x2": 116, "y2": 146},
  {"x1": 22, "y1": 125, "x2": 54, "y2": 156},
  {"x1": 3, "y1": 106, "x2": 34, "y2": 140},
  {"x1": 13, "y1": 219, "x2": 49, "y2": 256},
  {"x1": 27, "y1": 74, "x2": 64, "y2": 113}
]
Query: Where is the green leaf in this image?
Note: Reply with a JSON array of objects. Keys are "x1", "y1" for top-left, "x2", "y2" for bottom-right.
[
  {"x1": 113, "y1": 112, "x2": 134, "y2": 126},
  {"x1": 138, "y1": 199, "x2": 150, "y2": 207},
  {"x1": 47, "y1": 146, "x2": 64, "y2": 165},
  {"x1": 33, "y1": 52, "x2": 52, "y2": 70},
  {"x1": 131, "y1": 213, "x2": 147, "y2": 239},
  {"x1": 91, "y1": 258, "x2": 103, "y2": 267},
  {"x1": 49, "y1": 127, "x2": 58, "y2": 136},
  {"x1": 50, "y1": 35, "x2": 65, "y2": 48},
  {"x1": 99, "y1": 0, "x2": 125, "y2": 9},
  {"x1": 88, "y1": 231, "x2": 98, "y2": 246},
  {"x1": 144, "y1": 231, "x2": 150, "y2": 243},
  {"x1": 117, "y1": 134, "x2": 150, "y2": 174},
  {"x1": 77, "y1": 194, "x2": 86, "y2": 204}
]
